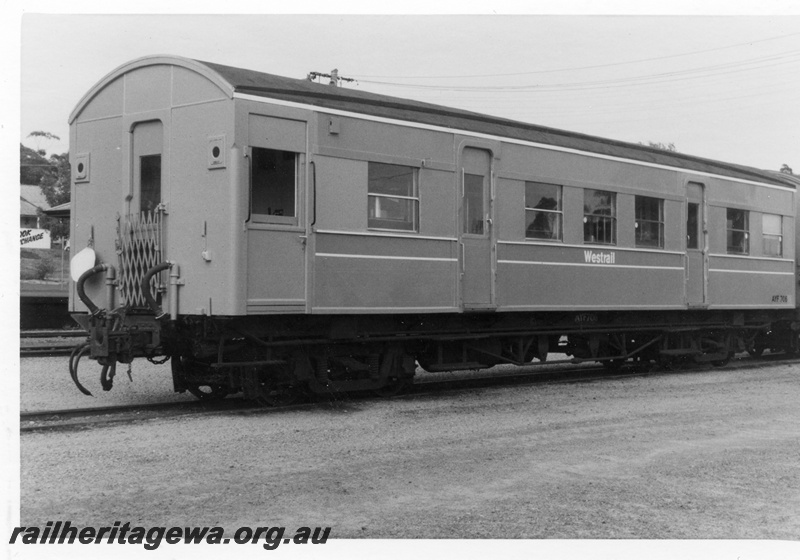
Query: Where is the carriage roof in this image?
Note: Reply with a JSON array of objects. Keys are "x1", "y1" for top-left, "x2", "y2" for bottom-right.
[{"x1": 71, "y1": 55, "x2": 793, "y2": 188}]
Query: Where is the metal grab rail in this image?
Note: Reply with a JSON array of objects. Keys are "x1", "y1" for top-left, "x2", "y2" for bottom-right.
[{"x1": 141, "y1": 261, "x2": 172, "y2": 319}]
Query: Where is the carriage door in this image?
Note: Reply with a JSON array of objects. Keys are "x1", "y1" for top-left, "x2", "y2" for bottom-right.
[
  {"x1": 246, "y1": 115, "x2": 307, "y2": 313},
  {"x1": 460, "y1": 148, "x2": 494, "y2": 309},
  {"x1": 132, "y1": 121, "x2": 163, "y2": 215},
  {"x1": 685, "y1": 181, "x2": 707, "y2": 306},
  {"x1": 120, "y1": 121, "x2": 165, "y2": 308}
]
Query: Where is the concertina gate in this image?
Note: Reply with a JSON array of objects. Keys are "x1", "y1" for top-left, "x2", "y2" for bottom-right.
[{"x1": 116, "y1": 210, "x2": 165, "y2": 309}]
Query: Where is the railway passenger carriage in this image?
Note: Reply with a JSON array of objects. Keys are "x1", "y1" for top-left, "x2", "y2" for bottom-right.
[{"x1": 67, "y1": 55, "x2": 799, "y2": 403}]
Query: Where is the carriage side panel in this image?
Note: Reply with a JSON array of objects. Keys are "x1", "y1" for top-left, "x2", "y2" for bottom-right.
[
  {"x1": 494, "y1": 144, "x2": 685, "y2": 311},
  {"x1": 309, "y1": 116, "x2": 459, "y2": 313},
  {"x1": 703, "y1": 178, "x2": 795, "y2": 309}
]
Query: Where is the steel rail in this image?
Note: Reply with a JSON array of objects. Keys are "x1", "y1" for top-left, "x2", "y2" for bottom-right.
[
  {"x1": 20, "y1": 352, "x2": 799, "y2": 432},
  {"x1": 20, "y1": 347, "x2": 76, "y2": 358},
  {"x1": 20, "y1": 330, "x2": 88, "y2": 338}
]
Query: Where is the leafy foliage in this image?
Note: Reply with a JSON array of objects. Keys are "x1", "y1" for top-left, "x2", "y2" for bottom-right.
[
  {"x1": 639, "y1": 141, "x2": 677, "y2": 152},
  {"x1": 34, "y1": 258, "x2": 56, "y2": 280},
  {"x1": 20, "y1": 133, "x2": 72, "y2": 240},
  {"x1": 38, "y1": 151, "x2": 71, "y2": 207},
  {"x1": 20, "y1": 143, "x2": 51, "y2": 185},
  {"x1": 38, "y1": 212, "x2": 70, "y2": 240},
  {"x1": 20, "y1": 248, "x2": 64, "y2": 281},
  {"x1": 36, "y1": 150, "x2": 71, "y2": 239},
  {"x1": 28, "y1": 131, "x2": 61, "y2": 143}
]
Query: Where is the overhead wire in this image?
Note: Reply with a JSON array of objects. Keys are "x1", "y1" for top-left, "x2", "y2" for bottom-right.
[
  {"x1": 347, "y1": 31, "x2": 798, "y2": 166},
  {"x1": 356, "y1": 51, "x2": 799, "y2": 121},
  {"x1": 356, "y1": 31, "x2": 800, "y2": 79},
  {"x1": 358, "y1": 50, "x2": 800, "y2": 92}
]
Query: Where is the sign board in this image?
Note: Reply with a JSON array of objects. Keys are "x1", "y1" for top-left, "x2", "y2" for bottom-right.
[{"x1": 20, "y1": 228, "x2": 51, "y2": 249}]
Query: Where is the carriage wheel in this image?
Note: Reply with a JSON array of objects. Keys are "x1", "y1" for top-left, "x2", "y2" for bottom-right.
[
  {"x1": 187, "y1": 384, "x2": 230, "y2": 401},
  {"x1": 602, "y1": 358, "x2": 626, "y2": 372},
  {"x1": 172, "y1": 354, "x2": 230, "y2": 401},
  {"x1": 746, "y1": 344, "x2": 764, "y2": 358},
  {"x1": 372, "y1": 377, "x2": 411, "y2": 398},
  {"x1": 711, "y1": 351, "x2": 734, "y2": 367},
  {"x1": 254, "y1": 378, "x2": 299, "y2": 407}
]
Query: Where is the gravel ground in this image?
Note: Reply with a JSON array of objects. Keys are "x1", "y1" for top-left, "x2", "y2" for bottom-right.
[
  {"x1": 20, "y1": 356, "x2": 194, "y2": 412},
  {"x1": 20, "y1": 353, "x2": 583, "y2": 412},
  {"x1": 19, "y1": 362, "x2": 800, "y2": 540}
]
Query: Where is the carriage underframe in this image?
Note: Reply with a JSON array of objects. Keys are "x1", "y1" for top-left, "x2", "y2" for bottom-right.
[{"x1": 71, "y1": 301, "x2": 799, "y2": 406}]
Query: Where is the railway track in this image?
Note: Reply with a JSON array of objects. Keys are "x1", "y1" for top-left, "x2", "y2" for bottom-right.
[
  {"x1": 21, "y1": 346, "x2": 78, "y2": 357},
  {"x1": 20, "y1": 330, "x2": 88, "y2": 338},
  {"x1": 21, "y1": 352, "x2": 798, "y2": 432},
  {"x1": 20, "y1": 330, "x2": 87, "y2": 357},
  {"x1": 20, "y1": 400, "x2": 252, "y2": 430}
]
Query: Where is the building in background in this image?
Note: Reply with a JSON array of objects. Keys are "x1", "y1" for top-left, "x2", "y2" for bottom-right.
[
  {"x1": 20, "y1": 184, "x2": 49, "y2": 228},
  {"x1": 20, "y1": 184, "x2": 53, "y2": 249}
]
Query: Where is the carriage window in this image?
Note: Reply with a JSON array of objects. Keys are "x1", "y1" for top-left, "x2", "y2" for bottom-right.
[
  {"x1": 635, "y1": 196, "x2": 664, "y2": 248},
  {"x1": 251, "y1": 147, "x2": 297, "y2": 225},
  {"x1": 140, "y1": 155, "x2": 161, "y2": 214},
  {"x1": 726, "y1": 208, "x2": 749, "y2": 254},
  {"x1": 525, "y1": 182, "x2": 562, "y2": 241},
  {"x1": 463, "y1": 173, "x2": 485, "y2": 235},
  {"x1": 687, "y1": 203, "x2": 699, "y2": 249},
  {"x1": 368, "y1": 162, "x2": 419, "y2": 232},
  {"x1": 763, "y1": 214, "x2": 782, "y2": 257},
  {"x1": 584, "y1": 189, "x2": 616, "y2": 245}
]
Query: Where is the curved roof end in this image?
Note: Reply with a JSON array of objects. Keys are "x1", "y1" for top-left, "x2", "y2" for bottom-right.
[{"x1": 68, "y1": 54, "x2": 235, "y2": 124}]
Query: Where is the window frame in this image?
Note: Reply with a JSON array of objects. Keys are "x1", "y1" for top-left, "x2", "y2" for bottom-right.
[
  {"x1": 525, "y1": 181, "x2": 563, "y2": 242},
  {"x1": 583, "y1": 189, "x2": 617, "y2": 245},
  {"x1": 249, "y1": 146, "x2": 300, "y2": 226},
  {"x1": 463, "y1": 172, "x2": 486, "y2": 236},
  {"x1": 762, "y1": 213, "x2": 783, "y2": 257},
  {"x1": 726, "y1": 208, "x2": 750, "y2": 255},
  {"x1": 139, "y1": 154, "x2": 162, "y2": 214},
  {"x1": 367, "y1": 161, "x2": 420, "y2": 233},
  {"x1": 686, "y1": 202, "x2": 700, "y2": 250},
  {"x1": 634, "y1": 195, "x2": 665, "y2": 249}
]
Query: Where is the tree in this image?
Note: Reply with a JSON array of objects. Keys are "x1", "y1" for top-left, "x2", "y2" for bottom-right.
[
  {"x1": 37, "y1": 151, "x2": 71, "y2": 240},
  {"x1": 20, "y1": 132, "x2": 71, "y2": 240},
  {"x1": 38, "y1": 151, "x2": 70, "y2": 207},
  {"x1": 780, "y1": 164, "x2": 793, "y2": 175},
  {"x1": 639, "y1": 141, "x2": 677, "y2": 152},
  {"x1": 20, "y1": 143, "x2": 52, "y2": 184},
  {"x1": 27, "y1": 130, "x2": 61, "y2": 153}
]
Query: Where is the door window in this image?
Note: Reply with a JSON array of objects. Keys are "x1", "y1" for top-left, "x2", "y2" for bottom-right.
[
  {"x1": 464, "y1": 173, "x2": 485, "y2": 235},
  {"x1": 251, "y1": 147, "x2": 298, "y2": 225},
  {"x1": 140, "y1": 154, "x2": 161, "y2": 214},
  {"x1": 686, "y1": 203, "x2": 699, "y2": 249}
]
